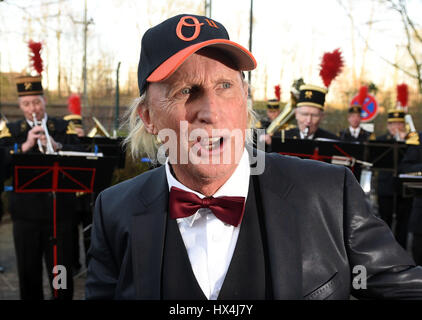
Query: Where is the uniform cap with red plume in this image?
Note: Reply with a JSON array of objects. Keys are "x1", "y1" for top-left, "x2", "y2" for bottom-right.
[
  {"x1": 28, "y1": 40, "x2": 43, "y2": 75},
  {"x1": 274, "y1": 85, "x2": 281, "y2": 101},
  {"x1": 397, "y1": 83, "x2": 408, "y2": 108},
  {"x1": 319, "y1": 48, "x2": 344, "y2": 88},
  {"x1": 67, "y1": 93, "x2": 81, "y2": 115}
]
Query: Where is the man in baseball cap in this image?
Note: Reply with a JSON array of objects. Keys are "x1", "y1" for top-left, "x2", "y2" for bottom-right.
[
  {"x1": 137, "y1": 14, "x2": 256, "y2": 96},
  {"x1": 86, "y1": 14, "x2": 422, "y2": 300}
]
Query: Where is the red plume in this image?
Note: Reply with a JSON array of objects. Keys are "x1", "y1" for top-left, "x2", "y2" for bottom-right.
[
  {"x1": 397, "y1": 83, "x2": 408, "y2": 107},
  {"x1": 274, "y1": 85, "x2": 281, "y2": 101},
  {"x1": 357, "y1": 86, "x2": 368, "y2": 106},
  {"x1": 28, "y1": 40, "x2": 43, "y2": 75},
  {"x1": 319, "y1": 48, "x2": 344, "y2": 87},
  {"x1": 68, "y1": 93, "x2": 81, "y2": 115}
]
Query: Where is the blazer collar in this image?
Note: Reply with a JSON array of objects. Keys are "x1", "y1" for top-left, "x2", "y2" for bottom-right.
[
  {"x1": 131, "y1": 166, "x2": 168, "y2": 299},
  {"x1": 255, "y1": 153, "x2": 303, "y2": 299}
]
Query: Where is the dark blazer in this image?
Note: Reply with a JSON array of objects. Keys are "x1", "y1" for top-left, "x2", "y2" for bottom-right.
[
  {"x1": 283, "y1": 127, "x2": 338, "y2": 140},
  {"x1": 86, "y1": 150, "x2": 422, "y2": 300},
  {"x1": 339, "y1": 128, "x2": 372, "y2": 142}
]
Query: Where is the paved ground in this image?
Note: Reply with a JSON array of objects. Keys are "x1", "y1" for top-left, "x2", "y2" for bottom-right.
[{"x1": 0, "y1": 213, "x2": 86, "y2": 300}]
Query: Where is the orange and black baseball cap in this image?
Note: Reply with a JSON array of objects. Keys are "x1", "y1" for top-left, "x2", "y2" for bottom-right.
[{"x1": 137, "y1": 14, "x2": 257, "y2": 96}]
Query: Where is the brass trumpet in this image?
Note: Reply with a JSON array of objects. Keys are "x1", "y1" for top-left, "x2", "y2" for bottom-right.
[{"x1": 32, "y1": 113, "x2": 55, "y2": 154}]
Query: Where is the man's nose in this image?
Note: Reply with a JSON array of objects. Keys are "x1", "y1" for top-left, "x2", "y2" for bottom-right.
[{"x1": 196, "y1": 90, "x2": 219, "y2": 124}]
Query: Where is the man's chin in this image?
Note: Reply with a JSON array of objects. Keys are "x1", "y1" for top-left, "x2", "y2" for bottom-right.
[{"x1": 181, "y1": 162, "x2": 237, "y2": 183}]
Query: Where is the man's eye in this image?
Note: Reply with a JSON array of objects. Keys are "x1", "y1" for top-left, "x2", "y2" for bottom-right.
[
  {"x1": 222, "y1": 82, "x2": 231, "y2": 89},
  {"x1": 181, "y1": 88, "x2": 191, "y2": 95}
]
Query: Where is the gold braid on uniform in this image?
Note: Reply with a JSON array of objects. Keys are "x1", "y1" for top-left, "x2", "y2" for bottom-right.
[{"x1": 0, "y1": 121, "x2": 11, "y2": 138}]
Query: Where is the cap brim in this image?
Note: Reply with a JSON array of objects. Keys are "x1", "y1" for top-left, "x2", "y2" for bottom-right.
[{"x1": 147, "y1": 39, "x2": 257, "y2": 83}]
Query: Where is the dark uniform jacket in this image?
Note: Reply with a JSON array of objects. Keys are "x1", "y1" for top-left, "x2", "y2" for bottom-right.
[
  {"x1": 375, "y1": 133, "x2": 402, "y2": 197},
  {"x1": 86, "y1": 149, "x2": 422, "y2": 299},
  {"x1": 399, "y1": 132, "x2": 422, "y2": 234},
  {"x1": 339, "y1": 127, "x2": 372, "y2": 142},
  {"x1": 283, "y1": 127, "x2": 338, "y2": 140},
  {"x1": 0, "y1": 117, "x2": 80, "y2": 222}
]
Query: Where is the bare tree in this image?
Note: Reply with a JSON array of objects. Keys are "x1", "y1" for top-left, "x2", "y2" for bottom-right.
[{"x1": 384, "y1": 0, "x2": 422, "y2": 93}]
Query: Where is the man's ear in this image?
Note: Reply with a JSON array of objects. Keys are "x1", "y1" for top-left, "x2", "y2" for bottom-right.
[{"x1": 138, "y1": 103, "x2": 157, "y2": 135}]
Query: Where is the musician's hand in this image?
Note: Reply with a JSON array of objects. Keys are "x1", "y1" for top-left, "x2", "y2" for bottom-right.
[
  {"x1": 49, "y1": 136, "x2": 62, "y2": 151},
  {"x1": 21, "y1": 125, "x2": 45, "y2": 153},
  {"x1": 398, "y1": 130, "x2": 407, "y2": 141}
]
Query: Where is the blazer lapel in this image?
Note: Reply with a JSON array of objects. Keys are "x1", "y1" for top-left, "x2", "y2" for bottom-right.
[
  {"x1": 255, "y1": 153, "x2": 303, "y2": 299},
  {"x1": 131, "y1": 166, "x2": 168, "y2": 299}
]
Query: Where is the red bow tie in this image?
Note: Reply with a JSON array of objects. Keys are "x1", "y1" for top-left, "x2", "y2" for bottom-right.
[{"x1": 169, "y1": 186, "x2": 246, "y2": 227}]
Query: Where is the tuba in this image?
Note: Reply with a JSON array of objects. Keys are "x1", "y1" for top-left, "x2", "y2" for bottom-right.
[
  {"x1": 405, "y1": 114, "x2": 420, "y2": 145},
  {"x1": 87, "y1": 117, "x2": 110, "y2": 138},
  {"x1": 266, "y1": 79, "x2": 302, "y2": 135}
]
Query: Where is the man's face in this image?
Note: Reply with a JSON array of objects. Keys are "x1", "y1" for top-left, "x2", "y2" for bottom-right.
[
  {"x1": 348, "y1": 113, "x2": 361, "y2": 128},
  {"x1": 387, "y1": 121, "x2": 405, "y2": 136},
  {"x1": 295, "y1": 105, "x2": 323, "y2": 135},
  {"x1": 18, "y1": 95, "x2": 46, "y2": 122},
  {"x1": 267, "y1": 108, "x2": 280, "y2": 121},
  {"x1": 143, "y1": 49, "x2": 248, "y2": 189}
]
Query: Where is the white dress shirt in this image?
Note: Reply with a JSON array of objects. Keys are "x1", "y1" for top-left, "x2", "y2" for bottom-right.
[
  {"x1": 300, "y1": 130, "x2": 314, "y2": 140},
  {"x1": 349, "y1": 126, "x2": 361, "y2": 139},
  {"x1": 165, "y1": 148, "x2": 250, "y2": 300}
]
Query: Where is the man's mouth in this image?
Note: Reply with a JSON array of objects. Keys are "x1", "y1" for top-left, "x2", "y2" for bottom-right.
[{"x1": 194, "y1": 136, "x2": 226, "y2": 154}]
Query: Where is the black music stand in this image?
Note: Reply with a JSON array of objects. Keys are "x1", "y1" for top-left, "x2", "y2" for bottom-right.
[
  {"x1": 271, "y1": 137, "x2": 367, "y2": 173},
  {"x1": 361, "y1": 140, "x2": 408, "y2": 173},
  {"x1": 12, "y1": 153, "x2": 118, "y2": 298},
  {"x1": 78, "y1": 136, "x2": 126, "y2": 169},
  {"x1": 398, "y1": 174, "x2": 422, "y2": 197}
]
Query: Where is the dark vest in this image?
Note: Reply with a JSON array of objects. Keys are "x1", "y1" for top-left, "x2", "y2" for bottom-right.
[{"x1": 161, "y1": 177, "x2": 269, "y2": 299}]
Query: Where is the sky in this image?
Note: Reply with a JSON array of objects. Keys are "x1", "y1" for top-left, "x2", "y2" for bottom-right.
[{"x1": 0, "y1": 0, "x2": 421, "y2": 103}]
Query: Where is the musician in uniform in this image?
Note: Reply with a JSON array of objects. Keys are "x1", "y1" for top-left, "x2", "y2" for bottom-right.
[
  {"x1": 256, "y1": 99, "x2": 281, "y2": 131},
  {"x1": 0, "y1": 75, "x2": 80, "y2": 299},
  {"x1": 339, "y1": 105, "x2": 372, "y2": 142},
  {"x1": 255, "y1": 99, "x2": 282, "y2": 150},
  {"x1": 284, "y1": 84, "x2": 338, "y2": 140},
  {"x1": 399, "y1": 131, "x2": 422, "y2": 265},
  {"x1": 376, "y1": 109, "x2": 412, "y2": 249}
]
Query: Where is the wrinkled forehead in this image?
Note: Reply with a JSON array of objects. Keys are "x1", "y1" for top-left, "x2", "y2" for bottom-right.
[
  {"x1": 388, "y1": 121, "x2": 405, "y2": 126},
  {"x1": 296, "y1": 105, "x2": 322, "y2": 114},
  {"x1": 163, "y1": 48, "x2": 241, "y2": 82},
  {"x1": 145, "y1": 49, "x2": 244, "y2": 98},
  {"x1": 18, "y1": 95, "x2": 45, "y2": 104}
]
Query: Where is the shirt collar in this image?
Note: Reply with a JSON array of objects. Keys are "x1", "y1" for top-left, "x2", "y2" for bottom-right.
[
  {"x1": 349, "y1": 126, "x2": 361, "y2": 136},
  {"x1": 165, "y1": 148, "x2": 250, "y2": 226},
  {"x1": 300, "y1": 131, "x2": 314, "y2": 139}
]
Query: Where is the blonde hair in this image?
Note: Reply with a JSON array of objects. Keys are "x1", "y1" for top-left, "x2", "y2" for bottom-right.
[{"x1": 122, "y1": 79, "x2": 258, "y2": 162}]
